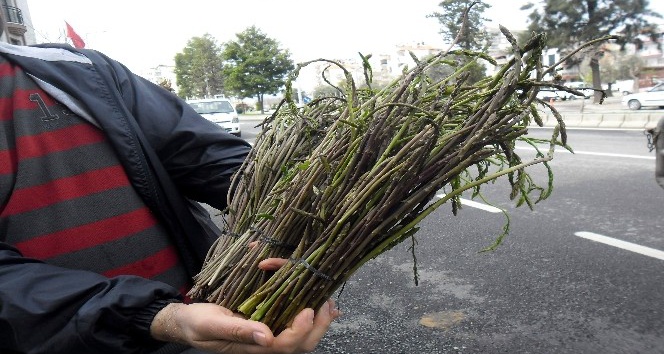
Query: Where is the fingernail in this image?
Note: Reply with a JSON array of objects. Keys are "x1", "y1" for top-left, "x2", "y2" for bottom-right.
[
  {"x1": 253, "y1": 331, "x2": 268, "y2": 346},
  {"x1": 306, "y1": 308, "x2": 315, "y2": 324}
]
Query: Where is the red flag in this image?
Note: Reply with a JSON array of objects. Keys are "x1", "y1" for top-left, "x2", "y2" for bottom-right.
[{"x1": 65, "y1": 21, "x2": 85, "y2": 49}]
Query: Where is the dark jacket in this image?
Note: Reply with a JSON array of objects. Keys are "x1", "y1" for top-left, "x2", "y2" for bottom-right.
[{"x1": 0, "y1": 42, "x2": 251, "y2": 353}]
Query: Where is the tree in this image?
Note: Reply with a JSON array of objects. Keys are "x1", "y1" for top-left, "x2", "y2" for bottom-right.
[
  {"x1": 222, "y1": 26, "x2": 294, "y2": 113},
  {"x1": 312, "y1": 84, "x2": 343, "y2": 99},
  {"x1": 428, "y1": 0, "x2": 491, "y2": 84},
  {"x1": 617, "y1": 55, "x2": 645, "y2": 91},
  {"x1": 523, "y1": 0, "x2": 662, "y2": 102},
  {"x1": 589, "y1": 49, "x2": 643, "y2": 93},
  {"x1": 157, "y1": 78, "x2": 175, "y2": 93},
  {"x1": 174, "y1": 34, "x2": 225, "y2": 99},
  {"x1": 429, "y1": 0, "x2": 492, "y2": 51}
]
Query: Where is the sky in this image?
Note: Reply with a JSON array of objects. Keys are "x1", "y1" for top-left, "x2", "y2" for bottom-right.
[{"x1": 25, "y1": 0, "x2": 664, "y2": 76}]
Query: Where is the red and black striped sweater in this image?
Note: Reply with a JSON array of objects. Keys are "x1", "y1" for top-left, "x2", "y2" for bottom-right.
[
  {"x1": 0, "y1": 40, "x2": 251, "y2": 353},
  {"x1": 0, "y1": 56, "x2": 190, "y2": 294}
]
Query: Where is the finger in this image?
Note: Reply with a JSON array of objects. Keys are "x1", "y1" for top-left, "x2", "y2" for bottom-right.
[
  {"x1": 258, "y1": 257, "x2": 288, "y2": 271},
  {"x1": 323, "y1": 299, "x2": 341, "y2": 321},
  {"x1": 186, "y1": 306, "x2": 275, "y2": 347},
  {"x1": 209, "y1": 317, "x2": 274, "y2": 344},
  {"x1": 267, "y1": 301, "x2": 339, "y2": 352},
  {"x1": 216, "y1": 306, "x2": 236, "y2": 317},
  {"x1": 248, "y1": 241, "x2": 258, "y2": 249},
  {"x1": 266, "y1": 306, "x2": 314, "y2": 351},
  {"x1": 301, "y1": 300, "x2": 338, "y2": 348}
]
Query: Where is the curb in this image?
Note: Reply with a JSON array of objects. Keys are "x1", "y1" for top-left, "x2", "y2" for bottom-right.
[{"x1": 534, "y1": 112, "x2": 661, "y2": 129}]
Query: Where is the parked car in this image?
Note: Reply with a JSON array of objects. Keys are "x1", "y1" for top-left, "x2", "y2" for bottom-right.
[
  {"x1": 536, "y1": 87, "x2": 590, "y2": 102},
  {"x1": 536, "y1": 89, "x2": 561, "y2": 102},
  {"x1": 622, "y1": 83, "x2": 664, "y2": 110},
  {"x1": 611, "y1": 79, "x2": 635, "y2": 96},
  {"x1": 187, "y1": 97, "x2": 241, "y2": 136},
  {"x1": 559, "y1": 82, "x2": 594, "y2": 100}
]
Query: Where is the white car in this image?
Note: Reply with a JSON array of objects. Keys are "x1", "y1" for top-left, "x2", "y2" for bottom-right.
[
  {"x1": 622, "y1": 83, "x2": 664, "y2": 110},
  {"x1": 536, "y1": 86, "x2": 593, "y2": 102},
  {"x1": 187, "y1": 97, "x2": 241, "y2": 136},
  {"x1": 559, "y1": 82, "x2": 594, "y2": 100},
  {"x1": 536, "y1": 89, "x2": 561, "y2": 102}
]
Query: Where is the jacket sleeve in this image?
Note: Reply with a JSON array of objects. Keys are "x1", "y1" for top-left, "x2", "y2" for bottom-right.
[
  {"x1": 92, "y1": 51, "x2": 252, "y2": 211},
  {"x1": 0, "y1": 243, "x2": 181, "y2": 354}
]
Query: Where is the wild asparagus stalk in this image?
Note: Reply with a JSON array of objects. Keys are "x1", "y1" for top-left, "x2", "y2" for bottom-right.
[{"x1": 190, "y1": 27, "x2": 615, "y2": 333}]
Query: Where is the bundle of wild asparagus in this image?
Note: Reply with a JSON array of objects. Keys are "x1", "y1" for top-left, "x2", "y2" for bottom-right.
[{"x1": 188, "y1": 27, "x2": 612, "y2": 333}]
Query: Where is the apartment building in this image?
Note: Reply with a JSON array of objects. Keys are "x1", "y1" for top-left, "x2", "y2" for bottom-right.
[
  {"x1": 0, "y1": 0, "x2": 35, "y2": 45},
  {"x1": 139, "y1": 64, "x2": 180, "y2": 94},
  {"x1": 628, "y1": 28, "x2": 664, "y2": 84},
  {"x1": 306, "y1": 23, "x2": 663, "y2": 94},
  {"x1": 486, "y1": 25, "x2": 664, "y2": 85},
  {"x1": 304, "y1": 41, "x2": 445, "y2": 91}
]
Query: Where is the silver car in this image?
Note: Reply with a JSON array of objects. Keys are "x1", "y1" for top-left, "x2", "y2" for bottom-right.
[{"x1": 622, "y1": 83, "x2": 664, "y2": 110}]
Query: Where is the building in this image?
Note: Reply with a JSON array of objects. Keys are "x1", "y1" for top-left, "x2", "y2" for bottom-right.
[
  {"x1": 486, "y1": 26, "x2": 573, "y2": 81},
  {"x1": 487, "y1": 25, "x2": 664, "y2": 87},
  {"x1": 139, "y1": 63, "x2": 180, "y2": 94},
  {"x1": 0, "y1": 0, "x2": 35, "y2": 45},
  {"x1": 304, "y1": 41, "x2": 446, "y2": 93},
  {"x1": 629, "y1": 27, "x2": 664, "y2": 84}
]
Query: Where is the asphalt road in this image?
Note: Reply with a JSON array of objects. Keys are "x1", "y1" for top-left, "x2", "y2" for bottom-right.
[{"x1": 216, "y1": 118, "x2": 664, "y2": 353}]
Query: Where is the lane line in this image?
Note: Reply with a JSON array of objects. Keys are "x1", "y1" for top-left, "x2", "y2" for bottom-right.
[
  {"x1": 435, "y1": 194, "x2": 503, "y2": 213},
  {"x1": 575, "y1": 231, "x2": 664, "y2": 261},
  {"x1": 515, "y1": 146, "x2": 654, "y2": 160}
]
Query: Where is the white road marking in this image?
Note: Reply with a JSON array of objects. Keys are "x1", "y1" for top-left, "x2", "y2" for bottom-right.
[
  {"x1": 435, "y1": 194, "x2": 503, "y2": 213},
  {"x1": 575, "y1": 231, "x2": 664, "y2": 261},
  {"x1": 515, "y1": 146, "x2": 655, "y2": 160}
]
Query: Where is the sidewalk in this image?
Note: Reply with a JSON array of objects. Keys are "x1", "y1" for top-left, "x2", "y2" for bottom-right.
[{"x1": 240, "y1": 113, "x2": 270, "y2": 122}]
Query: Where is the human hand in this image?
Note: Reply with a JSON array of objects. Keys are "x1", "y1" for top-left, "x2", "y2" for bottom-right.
[{"x1": 150, "y1": 299, "x2": 340, "y2": 353}]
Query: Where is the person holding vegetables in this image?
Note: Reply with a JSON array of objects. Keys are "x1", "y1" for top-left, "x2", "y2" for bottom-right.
[{"x1": 0, "y1": 16, "x2": 338, "y2": 354}]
